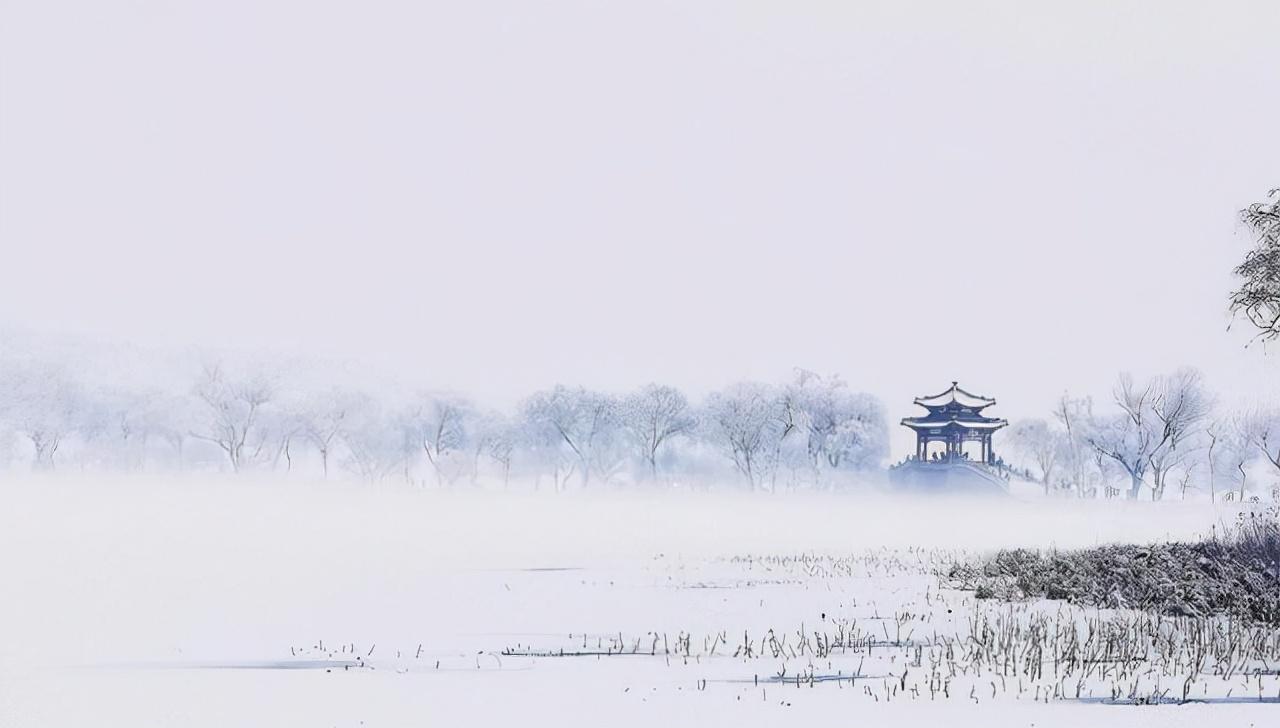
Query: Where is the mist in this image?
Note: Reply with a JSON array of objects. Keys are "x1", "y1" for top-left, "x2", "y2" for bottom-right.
[
  {"x1": 4, "y1": 1, "x2": 1280, "y2": 726},
  {"x1": 4, "y1": 2, "x2": 1280, "y2": 431}
]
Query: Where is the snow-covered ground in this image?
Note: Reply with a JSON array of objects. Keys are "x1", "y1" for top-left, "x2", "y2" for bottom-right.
[{"x1": 0, "y1": 476, "x2": 1273, "y2": 727}]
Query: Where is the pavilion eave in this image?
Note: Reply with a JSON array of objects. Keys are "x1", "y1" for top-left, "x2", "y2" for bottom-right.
[{"x1": 901, "y1": 417, "x2": 1008, "y2": 431}]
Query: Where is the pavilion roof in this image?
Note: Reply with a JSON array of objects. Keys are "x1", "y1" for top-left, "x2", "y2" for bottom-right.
[
  {"x1": 901, "y1": 415, "x2": 1008, "y2": 431},
  {"x1": 914, "y1": 381, "x2": 996, "y2": 410}
]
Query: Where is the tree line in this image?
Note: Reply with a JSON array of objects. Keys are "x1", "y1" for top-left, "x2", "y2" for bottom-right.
[
  {"x1": 2, "y1": 186, "x2": 1276, "y2": 498},
  {"x1": 1002, "y1": 367, "x2": 1279, "y2": 501},
  {"x1": 0, "y1": 358, "x2": 888, "y2": 491}
]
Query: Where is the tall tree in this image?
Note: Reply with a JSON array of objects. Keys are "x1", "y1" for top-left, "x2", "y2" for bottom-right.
[
  {"x1": 619, "y1": 384, "x2": 695, "y2": 480},
  {"x1": 520, "y1": 386, "x2": 620, "y2": 488},
  {"x1": 1082, "y1": 370, "x2": 1209, "y2": 500},
  {"x1": 1144, "y1": 369, "x2": 1210, "y2": 500},
  {"x1": 1053, "y1": 395, "x2": 1094, "y2": 496},
  {"x1": 783, "y1": 370, "x2": 887, "y2": 482},
  {"x1": 1084, "y1": 374, "x2": 1158, "y2": 499},
  {"x1": 1213, "y1": 418, "x2": 1255, "y2": 502},
  {"x1": 703, "y1": 382, "x2": 785, "y2": 491},
  {"x1": 403, "y1": 393, "x2": 473, "y2": 487},
  {"x1": 296, "y1": 388, "x2": 365, "y2": 479},
  {"x1": 188, "y1": 364, "x2": 275, "y2": 472}
]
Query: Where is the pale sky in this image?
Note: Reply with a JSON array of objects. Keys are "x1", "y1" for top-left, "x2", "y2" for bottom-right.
[{"x1": 2, "y1": 1, "x2": 1279, "y2": 454}]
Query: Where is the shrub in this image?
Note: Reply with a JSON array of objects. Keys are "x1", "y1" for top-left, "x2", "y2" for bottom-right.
[{"x1": 947, "y1": 506, "x2": 1280, "y2": 625}]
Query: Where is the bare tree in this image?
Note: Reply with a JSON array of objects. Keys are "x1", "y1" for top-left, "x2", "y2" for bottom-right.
[
  {"x1": 471, "y1": 412, "x2": 519, "y2": 489},
  {"x1": 0, "y1": 363, "x2": 86, "y2": 470},
  {"x1": 1145, "y1": 368, "x2": 1210, "y2": 500},
  {"x1": 297, "y1": 388, "x2": 366, "y2": 478},
  {"x1": 262, "y1": 405, "x2": 305, "y2": 473},
  {"x1": 1053, "y1": 395, "x2": 1094, "y2": 496},
  {"x1": 1006, "y1": 419, "x2": 1067, "y2": 494},
  {"x1": 1238, "y1": 406, "x2": 1280, "y2": 489},
  {"x1": 403, "y1": 394, "x2": 473, "y2": 486},
  {"x1": 340, "y1": 401, "x2": 403, "y2": 483},
  {"x1": 465, "y1": 410, "x2": 520, "y2": 487},
  {"x1": 703, "y1": 382, "x2": 784, "y2": 491},
  {"x1": 521, "y1": 386, "x2": 620, "y2": 488},
  {"x1": 1084, "y1": 374, "x2": 1156, "y2": 499},
  {"x1": 88, "y1": 386, "x2": 198, "y2": 472},
  {"x1": 146, "y1": 393, "x2": 201, "y2": 471},
  {"x1": 1205, "y1": 417, "x2": 1224, "y2": 503},
  {"x1": 520, "y1": 413, "x2": 577, "y2": 492},
  {"x1": 619, "y1": 384, "x2": 695, "y2": 480},
  {"x1": 1082, "y1": 371, "x2": 1208, "y2": 500},
  {"x1": 1214, "y1": 418, "x2": 1255, "y2": 502},
  {"x1": 188, "y1": 364, "x2": 275, "y2": 472}
]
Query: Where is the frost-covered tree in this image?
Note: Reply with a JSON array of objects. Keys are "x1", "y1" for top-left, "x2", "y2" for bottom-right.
[
  {"x1": 780, "y1": 370, "x2": 887, "y2": 484},
  {"x1": 703, "y1": 382, "x2": 785, "y2": 491},
  {"x1": 1144, "y1": 369, "x2": 1211, "y2": 500},
  {"x1": 471, "y1": 412, "x2": 519, "y2": 488},
  {"x1": 1053, "y1": 394, "x2": 1095, "y2": 496},
  {"x1": 296, "y1": 388, "x2": 367, "y2": 478},
  {"x1": 188, "y1": 364, "x2": 276, "y2": 472},
  {"x1": 0, "y1": 362, "x2": 87, "y2": 469},
  {"x1": 259, "y1": 403, "x2": 306, "y2": 473},
  {"x1": 339, "y1": 399, "x2": 403, "y2": 482},
  {"x1": 1237, "y1": 406, "x2": 1280, "y2": 489},
  {"x1": 1083, "y1": 370, "x2": 1209, "y2": 500},
  {"x1": 521, "y1": 386, "x2": 621, "y2": 488},
  {"x1": 1083, "y1": 375, "x2": 1157, "y2": 499},
  {"x1": 465, "y1": 410, "x2": 528, "y2": 488},
  {"x1": 519, "y1": 410, "x2": 578, "y2": 491},
  {"x1": 619, "y1": 384, "x2": 695, "y2": 480},
  {"x1": 146, "y1": 393, "x2": 202, "y2": 470},
  {"x1": 1174, "y1": 457, "x2": 1203, "y2": 501},
  {"x1": 88, "y1": 387, "x2": 163, "y2": 470},
  {"x1": 1006, "y1": 419, "x2": 1068, "y2": 494},
  {"x1": 1213, "y1": 418, "x2": 1256, "y2": 502},
  {"x1": 403, "y1": 393, "x2": 474, "y2": 486},
  {"x1": 1230, "y1": 188, "x2": 1280, "y2": 341}
]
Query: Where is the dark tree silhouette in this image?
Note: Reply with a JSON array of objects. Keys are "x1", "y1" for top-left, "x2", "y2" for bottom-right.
[{"x1": 1230, "y1": 189, "x2": 1280, "y2": 341}]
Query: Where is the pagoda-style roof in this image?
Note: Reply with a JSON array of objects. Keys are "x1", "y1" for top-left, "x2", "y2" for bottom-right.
[
  {"x1": 901, "y1": 415, "x2": 1008, "y2": 431},
  {"x1": 900, "y1": 382, "x2": 1008, "y2": 468},
  {"x1": 914, "y1": 381, "x2": 996, "y2": 411}
]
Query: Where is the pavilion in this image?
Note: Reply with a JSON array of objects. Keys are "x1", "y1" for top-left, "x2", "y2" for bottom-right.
[{"x1": 901, "y1": 382, "x2": 1007, "y2": 465}]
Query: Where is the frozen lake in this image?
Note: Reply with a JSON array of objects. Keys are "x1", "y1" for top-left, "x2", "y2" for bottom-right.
[{"x1": 0, "y1": 476, "x2": 1274, "y2": 727}]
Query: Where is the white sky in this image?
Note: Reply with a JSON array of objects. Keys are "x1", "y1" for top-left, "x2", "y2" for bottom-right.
[{"x1": 2, "y1": 1, "x2": 1279, "y2": 454}]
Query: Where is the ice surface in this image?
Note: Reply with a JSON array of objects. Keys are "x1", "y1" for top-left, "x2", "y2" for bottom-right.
[{"x1": 0, "y1": 475, "x2": 1272, "y2": 727}]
